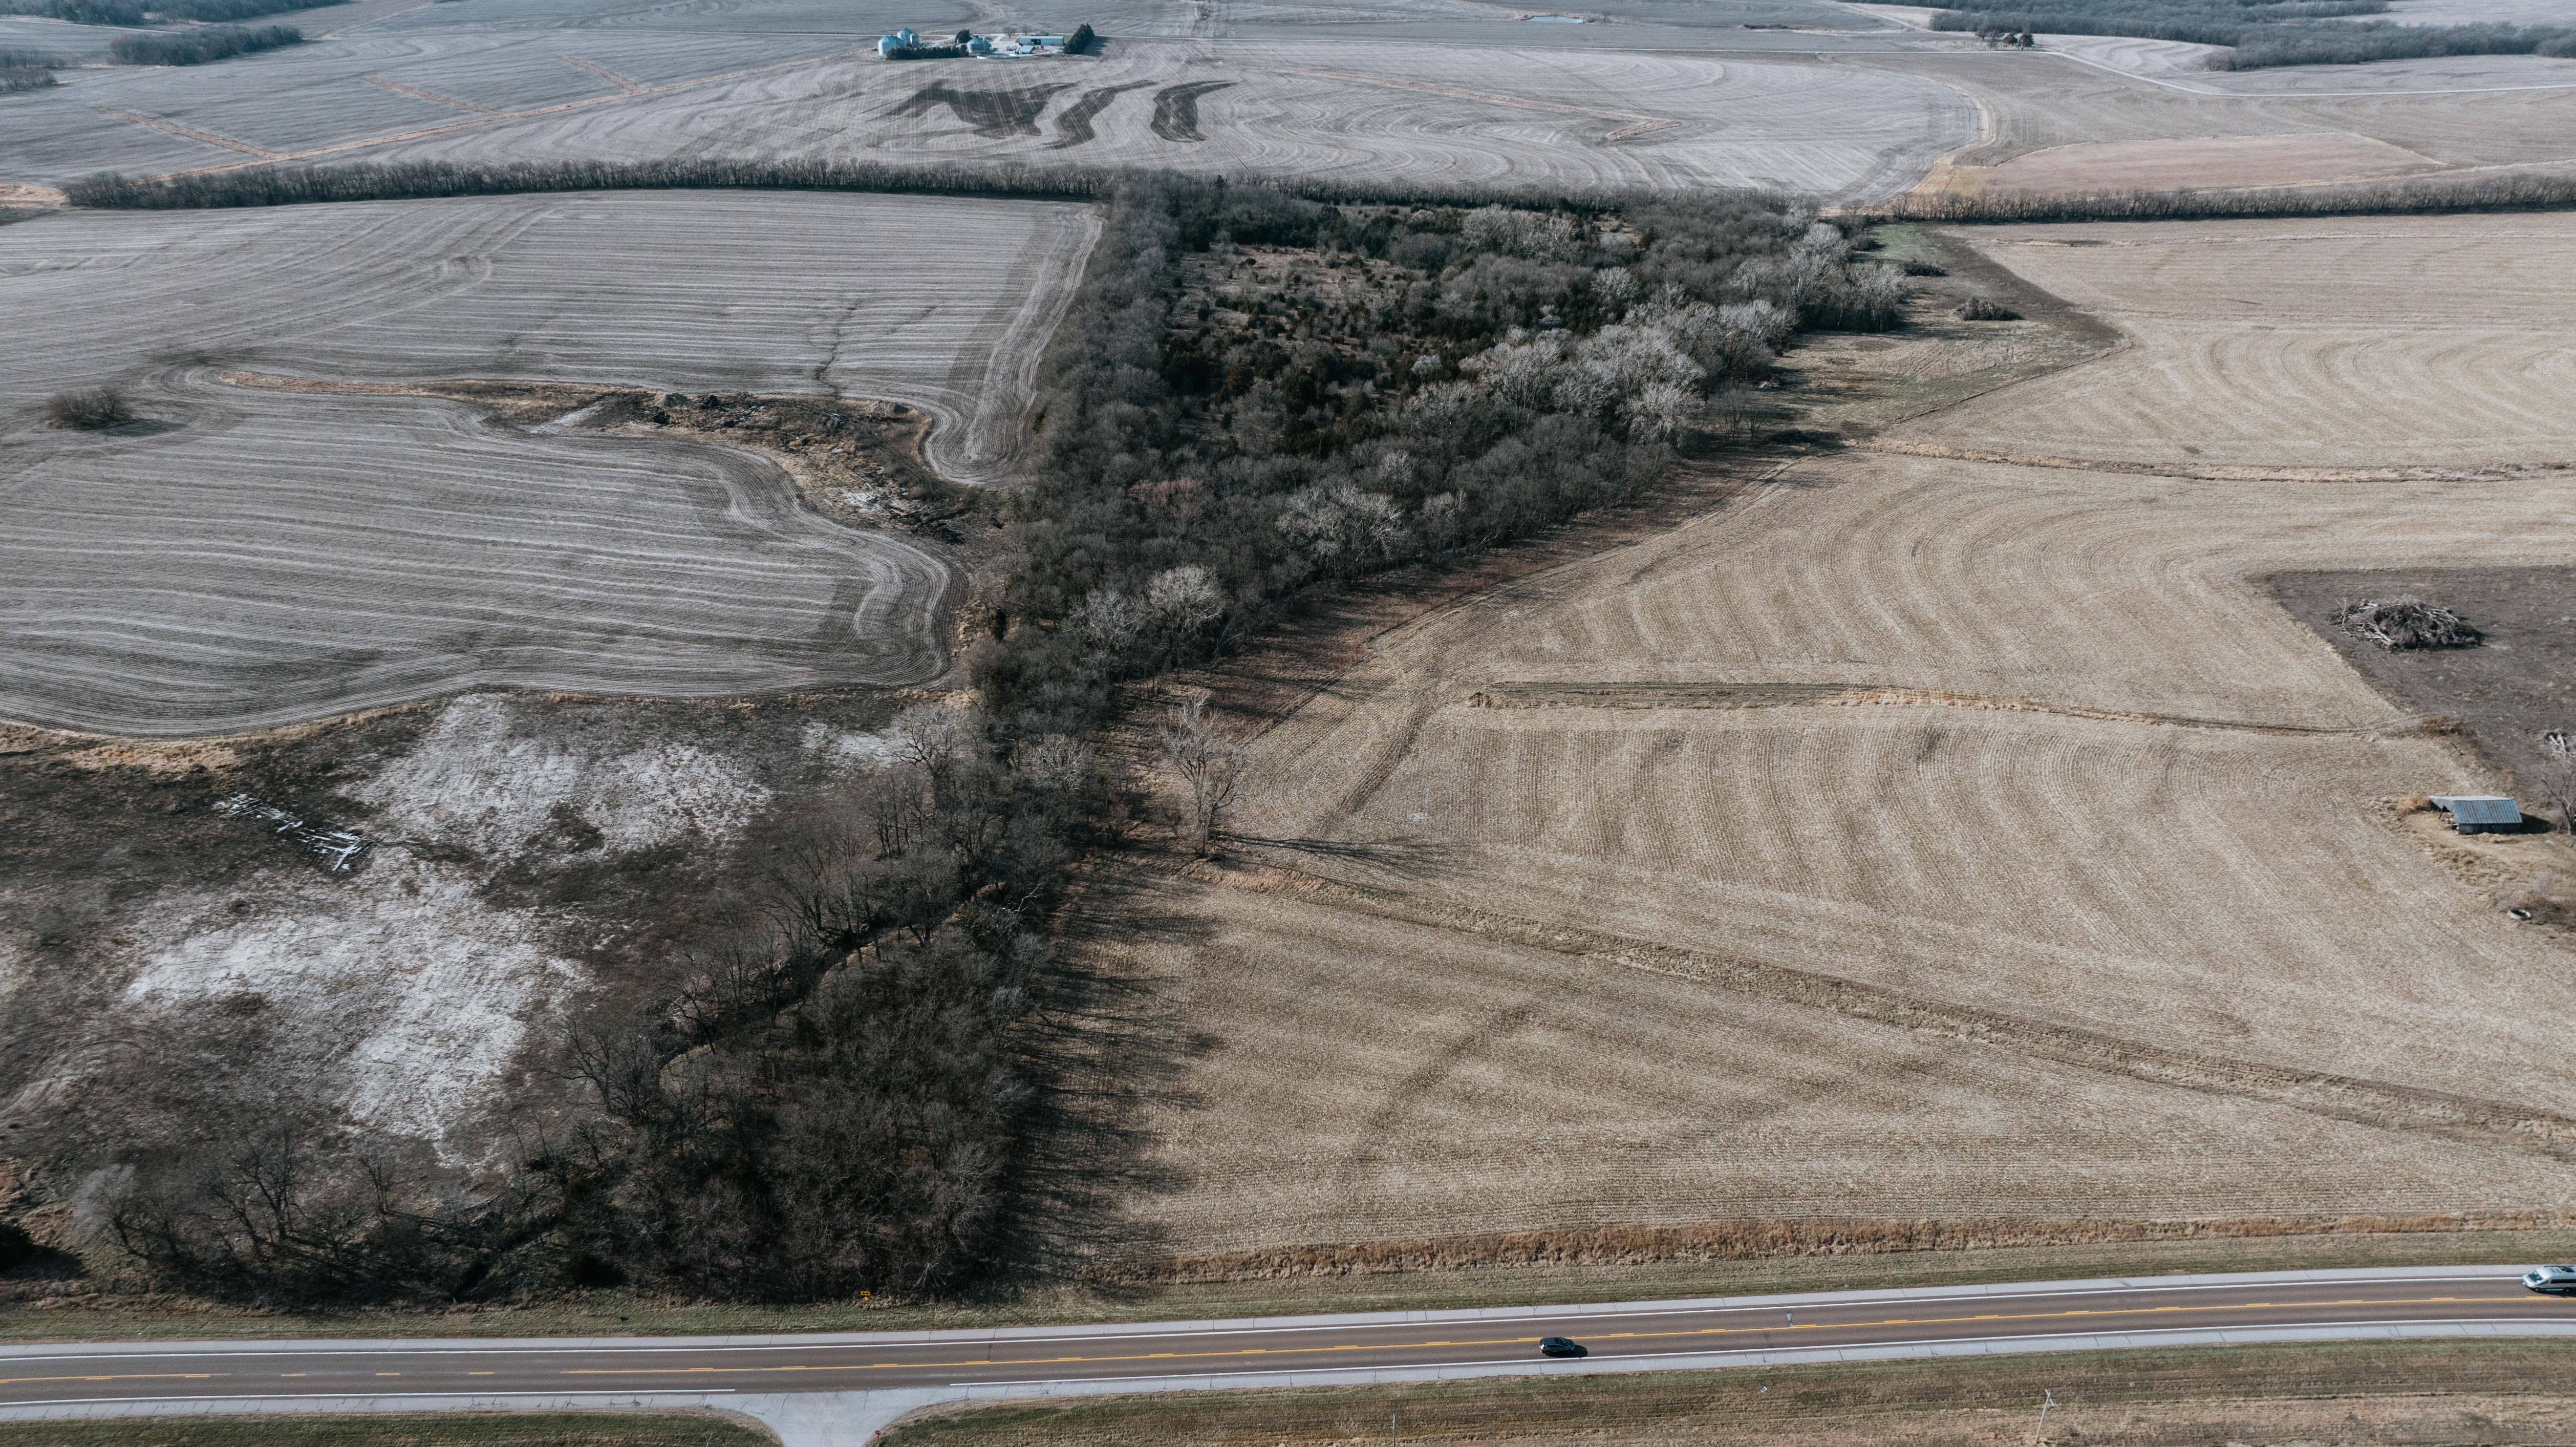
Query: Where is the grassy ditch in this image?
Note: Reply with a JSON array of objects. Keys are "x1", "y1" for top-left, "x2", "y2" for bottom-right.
[
  {"x1": 0, "y1": 1415, "x2": 767, "y2": 1447},
  {"x1": 879, "y1": 1339, "x2": 2576, "y2": 1446},
  {"x1": 6, "y1": 1227, "x2": 2574, "y2": 1341}
]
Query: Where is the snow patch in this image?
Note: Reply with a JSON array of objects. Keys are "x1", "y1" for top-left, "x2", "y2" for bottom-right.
[
  {"x1": 352, "y1": 693, "x2": 770, "y2": 855},
  {"x1": 118, "y1": 853, "x2": 577, "y2": 1149},
  {"x1": 801, "y1": 720, "x2": 898, "y2": 773}
]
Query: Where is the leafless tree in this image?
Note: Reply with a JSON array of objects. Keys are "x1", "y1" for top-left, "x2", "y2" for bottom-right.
[
  {"x1": 1158, "y1": 696, "x2": 1248, "y2": 854},
  {"x1": 44, "y1": 387, "x2": 133, "y2": 430},
  {"x1": 2541, "y1": 731, "x2": 2576, "y2": 833}
]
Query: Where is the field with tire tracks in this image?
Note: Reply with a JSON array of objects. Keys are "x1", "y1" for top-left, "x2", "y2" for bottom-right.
[
  {"x1": 1061, "y1": 210, "x2": 2576, "y2": 1274},
  {"x1": 0, "y1": 190, "x2": 1094, "y2": 733}
]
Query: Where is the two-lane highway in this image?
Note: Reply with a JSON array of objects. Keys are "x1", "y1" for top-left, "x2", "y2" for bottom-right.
[{"x1": 3, "y1": 1265, "x2": 2569, "y2": 1410}]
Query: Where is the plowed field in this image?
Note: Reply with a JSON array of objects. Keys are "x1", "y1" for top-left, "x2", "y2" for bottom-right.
[
  {"x1": 0, "y1": 190, "x2": 1095, "y2": 733},
  {"x1": 1902, "y1": 216, "x2": 2576, "y2": 469},
  {"x1": 1062, "y1": 211, "x2": 2576, "y2": 1271}
]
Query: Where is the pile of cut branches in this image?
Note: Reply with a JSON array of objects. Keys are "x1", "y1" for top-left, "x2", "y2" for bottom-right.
[{"x1": 2335, "y1": 596, "x2": 2480, "y2": 650}]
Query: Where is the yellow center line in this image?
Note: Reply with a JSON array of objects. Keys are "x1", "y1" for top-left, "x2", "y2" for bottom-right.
[
  {"x1": 0, "y1": 1374, "x2": 214, "y2": 1386},
  {"x1": 553, "y1": 1295, "x2": 2521, "y2": 1379}
]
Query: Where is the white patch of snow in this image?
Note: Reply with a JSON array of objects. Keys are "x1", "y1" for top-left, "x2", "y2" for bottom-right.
[
  {"x1": 801, "y1": 721, "x2": 898, "y2": 773},
  {"x1": 118, "y1": 854, "x2": 577, "y2": 1151},
  {"x1": 352, "y1": 693, "x2": 770, "y2": 855}
]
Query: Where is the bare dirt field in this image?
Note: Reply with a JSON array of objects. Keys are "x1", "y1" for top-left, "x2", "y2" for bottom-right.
[
  {"x1": 1048, "y1": 211, "x2": 2576, "y2": 1276},
  {"x1": 0, "y1": 191, "x2": 1094, "y2": 734},
  {"x1": 1895, "y1": 214, "x2": 2576, "y2": 470},
  {"x1": 2272, "y1": 567, "x2": 2576, "y2": 799}
]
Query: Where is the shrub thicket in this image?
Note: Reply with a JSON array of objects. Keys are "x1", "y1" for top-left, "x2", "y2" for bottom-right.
[
  {"x1": 108, "y1": 22, "x2": 299, "y2": 63},
  {"x1": 45, "y1": 386, "x2": 135, "y2": 428}
]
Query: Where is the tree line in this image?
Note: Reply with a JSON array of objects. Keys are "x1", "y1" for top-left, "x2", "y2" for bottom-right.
[
  {"x1": 2, "y1": 0, "x2": 333, "y2": 24},
  {"x1": 108, "y1": 22, "x2": 299, "y2": 64},
  {"x1": 0, "y1": 44, "x2": 58, "y2": 90},
  {"x1": 1928, "y1": 0, "x2": 2576, "y2": 68},
  {"x1": 1873, "y1": 170, "x2": 2576, "y2": 224},
  {"x1": 70, "y1": 156, "x2": 1728, "y2": 215}
]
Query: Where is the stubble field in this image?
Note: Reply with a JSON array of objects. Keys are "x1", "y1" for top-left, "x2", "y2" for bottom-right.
[
  {"x1": 1062, "y1": 210, "x2": 2576, "y2": 1273},
  {"x1": 1866, "y1": 46, "x2": 2576, "y2": 200},
  {"x1": 1901, "y1": 216, "x2": 2576, "y2": 469},
  {"x1": 0, "y1": 190, "x2": 1096, "y2": 734}
]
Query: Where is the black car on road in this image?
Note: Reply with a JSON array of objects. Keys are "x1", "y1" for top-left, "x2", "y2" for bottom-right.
[{"x1": 1538, "y1": 1336, "x2": 1588, "y2": 1358}]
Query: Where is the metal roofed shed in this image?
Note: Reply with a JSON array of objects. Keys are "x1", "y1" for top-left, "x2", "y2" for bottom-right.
[{"x1": 2431, "y1": 794, "x2": 2523, "y2": 833}]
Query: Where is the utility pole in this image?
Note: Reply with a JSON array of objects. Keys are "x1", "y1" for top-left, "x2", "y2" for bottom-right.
[{"x1": 2034, "y1": 1388, "x2": 2054, "y2": 1445}]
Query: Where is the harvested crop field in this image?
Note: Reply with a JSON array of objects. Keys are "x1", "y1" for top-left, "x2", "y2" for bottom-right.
[
  {"x1": 9, "y1": 38, "x2": 1973, "y2": 202},
  {"x1": 1896, "y1": 214, "x2": 2576, "y2": 470},
  {"x1": 1865, "y1": 50, "x2": 2576, "y2": 199},
  {"x1": 1968, "y1": 133, "x2": 2440, "y2": 194},
  {"x1": 342, "y1": 42, "x2": 1974, "y2": 201},
  {"x1": 3, "y1": 379, "x2": 947, "y2": 735},
  {"x1": 0, "y1": 191, "x2": 1095, "y2": 733},
  {"x1": 1051, "y1": 214, "x2": 2576, "y2": 1273}
]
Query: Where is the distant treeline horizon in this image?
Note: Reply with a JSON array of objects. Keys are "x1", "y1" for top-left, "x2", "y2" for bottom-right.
[
  {"x1": 1873, "y1": 170, "x2": 2576, "y2": 224},
  {"x1": 1930, "y1": 0, "x2": 2576, "y2": 68}
]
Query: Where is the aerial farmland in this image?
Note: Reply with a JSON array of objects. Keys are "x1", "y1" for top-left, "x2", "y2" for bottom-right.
[{"x1": 6, "y1": 0, "x2": 2576, "y2": 1435}]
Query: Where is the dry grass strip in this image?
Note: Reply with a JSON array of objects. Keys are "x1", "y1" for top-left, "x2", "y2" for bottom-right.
[
  {"x1": 1091, "y1": 1212, "x2": 2571, "y2": 1284},
  {"x1": 879, "y1": 1339, "x2": 2576, "y2": 1447}
]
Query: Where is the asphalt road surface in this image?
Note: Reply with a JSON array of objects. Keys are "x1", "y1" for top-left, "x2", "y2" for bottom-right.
[{"x1": 3, "y1": 1265, "x2": 2567, "y2": 1413}]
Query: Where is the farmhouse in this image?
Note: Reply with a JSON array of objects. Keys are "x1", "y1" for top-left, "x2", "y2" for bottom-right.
[
  {"x1": 878, "y1": 25, "x2": 1085, "y2": 59},
  {"x1": 2432, "y1": 794, "x2": 2523, "y2": 834}
]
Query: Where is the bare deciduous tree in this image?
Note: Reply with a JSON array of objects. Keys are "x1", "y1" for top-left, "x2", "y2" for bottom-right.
[
  {"x1": 2540, "y1": 731, "x2": 2576, "y2": 832},
  {"x1": 1158, "y1": 696, "x2": 1248, "y2": 854}
]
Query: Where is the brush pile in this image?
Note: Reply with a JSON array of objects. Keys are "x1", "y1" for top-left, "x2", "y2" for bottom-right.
[{"x1": 2335, "y1": 595, "x2": 2480, "y2": 650}]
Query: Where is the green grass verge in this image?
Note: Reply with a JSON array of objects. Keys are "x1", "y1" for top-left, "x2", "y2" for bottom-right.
[
  {"x1": 0, "y1": 1414, "x2": 770, "y2": 1447},
  {"x1": 877, "y1": 1339, "x2": 2576, "y2": 1446},
  {"x1": 5, "y1": 1228, "x2": 2573, "y2": 1342}
]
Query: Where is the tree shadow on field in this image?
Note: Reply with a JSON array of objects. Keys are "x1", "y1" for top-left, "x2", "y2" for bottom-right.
[
  {"x1": 997, "y1": 860, "x2": 1223, "y2": 1289},
  {"x1": 1224, "y1": 833, "x2": 1463, "y2": 882}
]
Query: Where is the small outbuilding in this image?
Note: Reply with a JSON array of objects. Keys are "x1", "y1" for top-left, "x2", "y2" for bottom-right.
[{"x1": 2431, "y1": 794, "x2": 2523, "y2": 834}]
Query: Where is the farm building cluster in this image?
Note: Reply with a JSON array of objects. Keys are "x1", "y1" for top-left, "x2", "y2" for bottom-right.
[{"x1": 877, "y1": 23, "x2": 1095, "y2": 59}]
